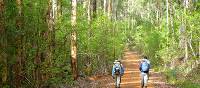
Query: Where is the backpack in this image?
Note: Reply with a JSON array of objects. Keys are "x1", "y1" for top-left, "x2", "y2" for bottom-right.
[
  {"x1": 141, "y1": 61, "x2": 150, "y2": 72},
  {"x1": 114, "y1": 63, "x2": 121, "y2": 75}
]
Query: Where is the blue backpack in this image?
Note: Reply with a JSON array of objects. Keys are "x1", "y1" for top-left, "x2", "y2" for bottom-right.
[
  {"x1": 141, "y1": 61, "x2": 150, "y2": 72},
  {"x1": 114, "y1": 63, "x2": 121, "y2": 75}
]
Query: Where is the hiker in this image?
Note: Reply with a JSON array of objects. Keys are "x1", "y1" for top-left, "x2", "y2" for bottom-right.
[
  {"x1": 112, "y1": 60, "x2": 124, "y2": 88},
  {"x1": 139, "y1": 56, "x2": 150, "y2": 88}
]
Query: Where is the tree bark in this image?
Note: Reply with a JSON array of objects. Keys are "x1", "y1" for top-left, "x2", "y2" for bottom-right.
[
  {"x1": 169, "y1": 0, "x2": 174, "y2": 36},
  {"x1": 45, "y1": 0, "x2": 57, "y2": 82},
  {"x1": 104, "y1": 0, "x2": 107, "y2": 15},
  {"x1": 166, "y1": 0, "x2": 169, "y2": 31},
  {"x1": 87, "y1": 0, "x2": 91, "y2": 22},
  {"x1": 184, "y1": 34, "x2": 188, "y2": 62},
  {"x1": 34, "y1": 45, "x2": 41, "y2": 88},
  {"x1": 107, "y1": 0, "x2": 112, "y2": 19},
  {"x1": 183, "y1": 0, "x2": 188, "y2": 62},
  {"x1": 127, "y1": 0, "x2": 130, "y2": 30},
  {"x1": 71, "y1": 0, "x2": 78, "y2": 80},
  {"x1": 113, "y1": 0, "x2": 118, "y2": 20},
  {"x1": 156, "y1": 0, "x2": 160, "y2": 26},
  {"x1": 0, "y1": 0, "x2": 4, "y2": 33},
  {"x1": 57, "y1": 0, "x2": 61, "y2": 17},
  {"x1": 92, "y1": 0, "x2": 96, "y2": 18},
  {"x1": 87, "y1": 0, "x2": 91, "y2": 68},
  {"x1": 15, "y1": 0, "x2": 24, "y2": 87},
  {"x1": 198, "y1": 40, "x2": 200, "y2": 58},
  {"x1": 0, "y1": 0, "x2": 7, "y2": 86},
  {"x1": 184, "y1": 0, "x2": 189, "y2": 8}
]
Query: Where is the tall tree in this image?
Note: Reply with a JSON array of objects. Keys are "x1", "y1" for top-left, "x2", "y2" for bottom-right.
[
  {"x1": 86, "y1": 0, "x2": 91, "y2": 68},
  {"x1": 104, "y1": 0, "x2": 107, "y2": 15},
  {"x1": 183, "y1": 0, "x2": 188, "y2": 62},
  {"x1": 108, "y1": 0, "x2": 112, "y2": 19},
  {"x1": 0, "y1": 0, "x2": 7, "y2": 86},
  {"x1": 199, "y1": 41, "x2": 200, "y2": 58},
  {"x1": 169, "y1": 0, "x2": 174, "y2": 35},
  {"x1": 44, "y1": 0, "x2": 57, "y2": 83},
  {"x1": 156, "y1": 0, "x2": 161, "y2": 27},
  {"x1": 87, "y1": 0, "x2": 91, "y2": 22},
  {"x1": 71, "y1": 0, "x2": 78, "y2": 80},
  {"x1": 0, "y1": 0, "x2": 4, "y2": 32},
  {"x1": 166, "y1": 0, "x2": 169, "y2": 31},
  {"x1": 15, "y1": 0, "x2": 24, "y2": 87},
  {"x1": 92, "y1": 0, "x2": 96, "y2": 18}
]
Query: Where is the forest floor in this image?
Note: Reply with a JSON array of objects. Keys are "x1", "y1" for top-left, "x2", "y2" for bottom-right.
[{"x1": 86, "y1": 50, "x2": 176, "y2": 88}]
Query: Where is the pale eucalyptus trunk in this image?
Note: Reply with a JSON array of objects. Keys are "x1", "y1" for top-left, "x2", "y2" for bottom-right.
[
  {"x1": 104, "y1": 0, "x2": 107, "y2": 15},
  {"x1": 166, "y1": 0, "x2": 169, "y2": 31},
  {"x1": 169, "y1": 0, "x2": 174, "y2": 35},
  {"x1": 87, "y1": 0, "x2": 91, "y2": 22},
  {"x1": 127, "y1": 0, "x2": 130, "y2": 30},
  {"x1": 87, "y1": 0, "x2": 91, "y2": 67},
  {"x1": 183, "y1": 0, "x2": 188, "y2": 62},
  {"x1": 199, "y1": 41, "x2": 200, "y2": 59},
  {"x1": 108, "y1": 0, "x2": 112, "y2": 19},
  {"x1": 71, "y1": 0, "x2": 78, "y2": 80}
]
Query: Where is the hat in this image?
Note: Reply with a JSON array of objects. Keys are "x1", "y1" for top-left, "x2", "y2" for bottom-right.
[{"x1": 115, "y1": 60, "x2": 119, "y2": 62}]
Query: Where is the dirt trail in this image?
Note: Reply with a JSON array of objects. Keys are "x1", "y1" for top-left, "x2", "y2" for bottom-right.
[{"x1": 93, "y1": 51, "x2": 175, "y2": 88}]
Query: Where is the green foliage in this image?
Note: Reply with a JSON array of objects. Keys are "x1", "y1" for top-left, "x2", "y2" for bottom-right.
[
  {"x1": 76, "y1": 10, "x2": 125, "y2": 75},
  {"x1": 2, "y1": 0, "x2": 127, "y2": 87},
  {"x1": 177, "y1": 81, "x2": 200, "y2": 88},
  {"x1": 1, "y1": 0, "x2": 200, "y2": 87},
  {"x1": 128, "y1": 0, "x2": 200, "y2": 87},
  {"x1": 164, "y1": 68, "x2": 178, "y2": 84}
]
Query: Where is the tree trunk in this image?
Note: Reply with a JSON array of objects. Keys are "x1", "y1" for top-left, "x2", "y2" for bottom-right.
[
  {"x1": 169, "y1": 0, "x2": 174, "y2": 36},
  {"x1": 87, "y1": 0, "x2": 91, "y2": 69},
  {"x1": 87, "y1": 0, "x2": 91, "y2": 22},
  {"x1": 52, "y1": 0, "x2": 57, "y2": 20},
  {"x1": 166, "y1": 0, "x2": 169, "y2": 31},
  {"x1": 107, "y1": 0, "x2": 112, "y2": 19},
  {"x1": 71, "y1": 0, "x2": 78, "y2": 80},
  {"x1": 184, "y1": 0, "x2": 189, "y2": 8},
  {"x1": 0, "y1": 0, "x2": 4, "y2": 33},
  {"x1": 188, "y1": 36, "x2": 195, "y2": 56},
  {"x1": 113, "y1": 0, "x2": 118, "y2": 20},
  {"x1": 0, "y1": 0, "x2": 7, "y2": 86},
  {"x1": 156, "y1": 0, "x2": 160, "y2": 26},
  {"x1": 183, "y1": 0, "x2": 188, "y2": 62},
  {"x1": 15, "y1": 0, "x2": 24, "y2": 87},
  {"x1": 92, "y1": 0, "x2": 96, "y2": 18},
  {"x1": 156, "y1": 0, "x2": 162, "y2": 29},
  {"x1": 83, "y1": 0, "x2": 87, "y2": 9},
  {"x1": 34, "y1": 44, "x2": 41, "y2": 88},
  {"x1": 96, "y1": 0, "x2": 101, "y2": 14},
  {"x1": 104, "y1": 0, "x2": 107, "y2": 15},
  {"x1": 184, "y1": 36, "x2": 188, "y2": 62},
  {"x1": 199, "y1": 41, "x2": 200, "y2": 59},
  {"x1": 57, "y1": 0, "x2": 61, "y2": 17},
  {"x1": 127, "y1": 0, "x2": 130, "y2": 30},
  {"x1": 45, "y1": 0, "x2": 57, "y2": 81}
]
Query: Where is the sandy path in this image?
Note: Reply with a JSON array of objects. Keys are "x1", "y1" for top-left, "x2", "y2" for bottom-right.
[{"x1": 92, "y1": 51, "x2": 175, "y2": 88}]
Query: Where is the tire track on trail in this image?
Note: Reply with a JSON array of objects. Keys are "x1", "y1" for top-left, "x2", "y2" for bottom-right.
[{"x1": 94, "y1": 51, "x2": 175, "y2": 88}]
